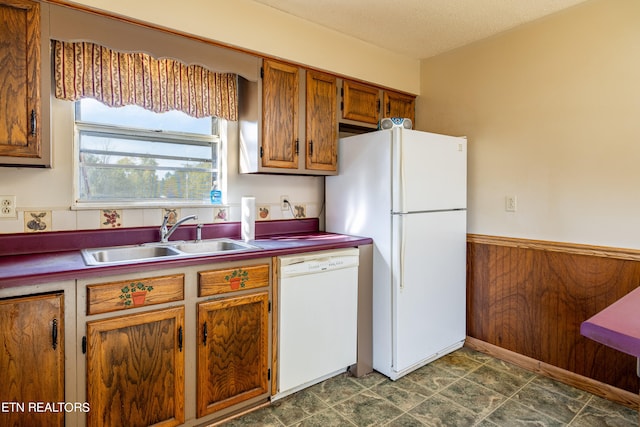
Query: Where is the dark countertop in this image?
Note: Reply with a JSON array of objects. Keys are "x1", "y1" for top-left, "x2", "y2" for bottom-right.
[{"x1": 0, "y1": 219, "x2": 372, "y2": 289}]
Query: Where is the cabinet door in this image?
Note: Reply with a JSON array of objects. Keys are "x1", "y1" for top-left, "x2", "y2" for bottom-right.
[
  {"x1": 197, "y1": 292, "x2": 269, "y2": 417},
  {"x1": 342, "y1": 80, "x2": 379, "y2": 124},
  {"x1": 262, "y1": 59, "x2": 299, "y2": 169},
  {"x1": 306, "y1": 70, "x2": 337, "y2": 172},
  {"x1": 0, "y1": 0, "x2": 40, "y2": 158},
  {"x1": 86, "y1": 307, "x2": 185, "y2": 427},
  {"x1": 0, "y1": 293, "x2": 63, "y2": 427},
  {"x1": 383, "y1": 91, "x2": 416, "y2": 124}
]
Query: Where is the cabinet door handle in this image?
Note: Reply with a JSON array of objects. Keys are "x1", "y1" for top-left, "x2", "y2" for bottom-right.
[
  {"x1": 202, "y1": 322, "x2": 208, "y2": 346},
  {"x1": 295, "y1": 139, "x2": 299, "y2": 155},
  {"x1": 30, "y1": 109, "x2": 36, "y2": 136},
  {"x1": 178, "y1": 326, "x2": 183, "y2": 352},
  {"x1": 309, "y1": 140, "x2": 313, "y2": 156},
  {"x1": 51, "y1": 318, "x2": 58, "y2": 350}
]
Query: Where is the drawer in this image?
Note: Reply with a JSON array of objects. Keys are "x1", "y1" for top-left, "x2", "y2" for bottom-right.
[
  {"x1": 199, "y1": 264, "x2": 269, "y2": 297},
  {"x1": 87, "y1": 274, "x2": 184, "y2": 315}
]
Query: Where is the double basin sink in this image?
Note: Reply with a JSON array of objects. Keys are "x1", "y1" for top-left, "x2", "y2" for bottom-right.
[{"x1": 81, "y1": 238, "x2": 259, "y2": 266}]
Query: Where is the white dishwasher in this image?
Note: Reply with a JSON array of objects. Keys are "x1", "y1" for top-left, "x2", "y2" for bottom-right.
[{"x1": 275, "y1": 247, "x2": 359, "y2": 400}]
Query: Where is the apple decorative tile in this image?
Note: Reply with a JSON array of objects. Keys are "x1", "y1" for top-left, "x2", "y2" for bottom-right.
[
  {"x1": 213, "y1": 207, "x2": 228, "y2": 223},
  {"x1": 24, "y1": 211, "x2": 51, "y2": 232},
  {"x1": 101, "y1": 209, "x2": 122, "y2": 228},
  {"x1": 257, "y1": 206, "x2": 270, "y2": 221}
]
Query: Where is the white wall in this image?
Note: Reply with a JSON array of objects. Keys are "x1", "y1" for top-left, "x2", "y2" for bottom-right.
[
  {"x1": 63, "y1": 0, "x2": 420, "y2": 94},
  {"x1": 418, "y1": 0, "x2": 640, "y2": 249}
]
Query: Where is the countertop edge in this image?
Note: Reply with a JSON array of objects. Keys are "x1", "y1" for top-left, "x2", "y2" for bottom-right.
[{"x1": 0, "y1": 234, "x2": 373, "y2": 289}]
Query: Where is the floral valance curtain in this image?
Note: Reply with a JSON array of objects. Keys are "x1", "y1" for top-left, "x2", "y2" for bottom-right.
[{"x1": 52, "y1": 39, "x2": 238, "y2": 120}]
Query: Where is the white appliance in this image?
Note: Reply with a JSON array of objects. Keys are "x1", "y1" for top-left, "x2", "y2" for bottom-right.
[
  {"x1": 275, "y1": 248, "x2": 359, "y2": 400},
  {"x1": 326, "y1": 126, "x2": 466, "y2": 380}
]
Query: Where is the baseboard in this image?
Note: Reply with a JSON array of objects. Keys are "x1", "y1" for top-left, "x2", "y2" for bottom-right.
[{"x1": 465, "y1": 336, "x2": 638, "y2": 410}]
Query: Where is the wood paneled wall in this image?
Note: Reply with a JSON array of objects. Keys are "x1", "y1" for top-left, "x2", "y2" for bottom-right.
[{"x1": 467, "y1": 235, "x2": 640, "y2": 394}]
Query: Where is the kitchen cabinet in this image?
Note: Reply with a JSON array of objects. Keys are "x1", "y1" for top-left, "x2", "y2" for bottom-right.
[
  {"x1": 341, "y1": 80, "x2": 380, "y2": 125},
  {"x1": 0, "y1": 292, "x2": 64, "y2": 427},
  {"x1": 305, "y1": 70, "x2": 337, "y2": 172},
  {"x1": 0, "y1": 0, "x2": 42, "y2": 162},
  {"x1": 197, "y1": 264, "x2": 271, "y2": 417},
  {"x1": 383, "y1": 90, "x2": 416, "y2": 125},
  {"x1": 340, "y1": 79, "x2": 416, "y2": 128},
  {"x1": 84, "y1": 274, "x2": 186, "y2": 427},
  {"x1": 86, "y1": 307, "x2": 185, "y2": 427},
  {"x1": 78, "y1": 261, "x2": 271, "y2": 426},
  {"x1": 261, "y1": 59, "x2": 299, "y2": 170},
  {"x1": 238, "y1": 59, "x2": 338, "y2": 175},
  {"x1": 196, "y1": 293, "x2": 269, "y2": 417}
]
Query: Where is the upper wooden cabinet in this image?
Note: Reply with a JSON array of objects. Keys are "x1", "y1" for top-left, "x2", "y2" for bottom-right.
[
  {"x1": 261, "y1": 60, "x2": 299, "y2": 169},
  {"x1": 384, "y1": 91, "x2": 416, "y2": 125},
  {"x1": 239, "y1": 59, "x2": 338, "y2": 175},
  {"x1": 341, "y1": 80, "x2": 380, "y2": 125},
  {"x1": 239, "y1": 58, "x2": 415, "y2": 175},
  {"x1": 0, "y1": 293, "x2": 64, "y2": 427},
  {"x1": 305, "y1": 70, "x2": 337, "y2": 172},
  {"x1": 0, "y1": 0, "x2": 41, "y2": 162},
  {"x1": 340, "y1": 79, "x2": 416, "y2": 129}
]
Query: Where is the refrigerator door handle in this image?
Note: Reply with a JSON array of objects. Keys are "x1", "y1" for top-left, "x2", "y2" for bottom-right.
[{"x1": 399, "y1": 214, "x2": 406, "y2": 291}]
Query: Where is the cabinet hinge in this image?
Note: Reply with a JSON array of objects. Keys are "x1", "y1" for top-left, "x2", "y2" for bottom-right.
[
  {"x1": 260, "y1": 67, "x2": 264, "y2": 79},
  {"x1": 81, "y1": 336, "x2": 87, "y2": 354},
  {"x1": 260, "y1": 146, "x2": 263, "y2": 158},
  {"x1": 268, "y1": 368, "x2": 271, "y2": 381}
]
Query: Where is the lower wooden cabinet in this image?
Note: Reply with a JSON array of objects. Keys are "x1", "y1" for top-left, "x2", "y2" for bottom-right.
[
  {"x1": 86, "y1": 306, "x2": 185, "y2": 427},
  {"x1": 79, "y1": 260, "x2": 271, "y2": 426},
  {"x1": 0, "y1": 292, "x2": 64, "y2": 427},
  {"x1": 196, "y1": 292, "x2": 270, "y2": 417}
]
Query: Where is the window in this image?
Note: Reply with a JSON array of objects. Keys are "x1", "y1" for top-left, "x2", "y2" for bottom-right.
[{"x1": 74, "y1": 98, "x2": 222, "y2": 207}]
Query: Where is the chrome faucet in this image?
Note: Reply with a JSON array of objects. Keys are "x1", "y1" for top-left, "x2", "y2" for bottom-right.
[{"x1": 160, "y1": 214, "x2": 197, "y2": 243}]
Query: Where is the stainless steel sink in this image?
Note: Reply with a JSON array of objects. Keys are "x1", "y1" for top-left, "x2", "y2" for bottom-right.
[
  {"x1": 82, "y1": 245, "x2": 182, "y2": 266},
  {"x1": 81, "y1": 238, "x2": 258, "y2": 266},
  {"x1": 174, "y1": 239, "x2": 257, "y2": 254}
]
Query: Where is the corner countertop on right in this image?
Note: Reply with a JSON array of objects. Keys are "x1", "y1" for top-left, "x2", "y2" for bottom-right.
[{"x1": 581, "y1": 286, "x2": 640, "y2": 360}]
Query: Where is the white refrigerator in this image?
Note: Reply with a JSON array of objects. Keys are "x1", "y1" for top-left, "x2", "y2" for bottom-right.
[{"x1": 326, "y1": 126, "x2": 467, "y2": 380}]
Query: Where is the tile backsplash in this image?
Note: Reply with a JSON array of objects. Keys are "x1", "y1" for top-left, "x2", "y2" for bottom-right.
[{"x1": 0, "y1": 202, "x2": 318, "y2": 234}]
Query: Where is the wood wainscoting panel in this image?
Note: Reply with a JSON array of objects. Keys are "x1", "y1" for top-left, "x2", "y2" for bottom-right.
[{"x1": 467, "y1": 234, "x2": 640, "y2": 394}]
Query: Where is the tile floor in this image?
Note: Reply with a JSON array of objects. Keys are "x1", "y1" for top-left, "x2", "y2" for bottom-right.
[{"x1": 221, "y1": 347, "x2": 638, "y2": 426}]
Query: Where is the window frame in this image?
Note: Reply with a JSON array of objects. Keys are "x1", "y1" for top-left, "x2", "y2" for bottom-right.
[{"x1": 72, "y1": 101, "x2": 224, "y2": 209}]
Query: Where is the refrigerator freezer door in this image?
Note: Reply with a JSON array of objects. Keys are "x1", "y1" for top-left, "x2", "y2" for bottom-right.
[
  {"x1": 391, "y1": 210, "x2": 466, "y2": 373},
  {"x1": 392, "y1": 129, "x2": 466, "y2": 213}
]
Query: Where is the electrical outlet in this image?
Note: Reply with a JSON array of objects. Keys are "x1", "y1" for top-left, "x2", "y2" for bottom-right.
[
  {"x1": 0, "y1": 196, "x2": 16, "y2": 218},
  {"x1": 280, "y1": 196, "x2": 290, "y2": 211},
  {"x1": 505, "y1": 195, "x2": 517, "y2": 212}
]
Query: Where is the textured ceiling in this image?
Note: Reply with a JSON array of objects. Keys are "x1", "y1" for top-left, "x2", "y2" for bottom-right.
[{"x1": 250, "y1": 0, "x2": 591, "y2": 59}]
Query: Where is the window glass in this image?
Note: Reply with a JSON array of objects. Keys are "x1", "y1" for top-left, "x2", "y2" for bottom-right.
[{"x1": 75, "y1": 98, "x2": 221, "y2": 206}]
